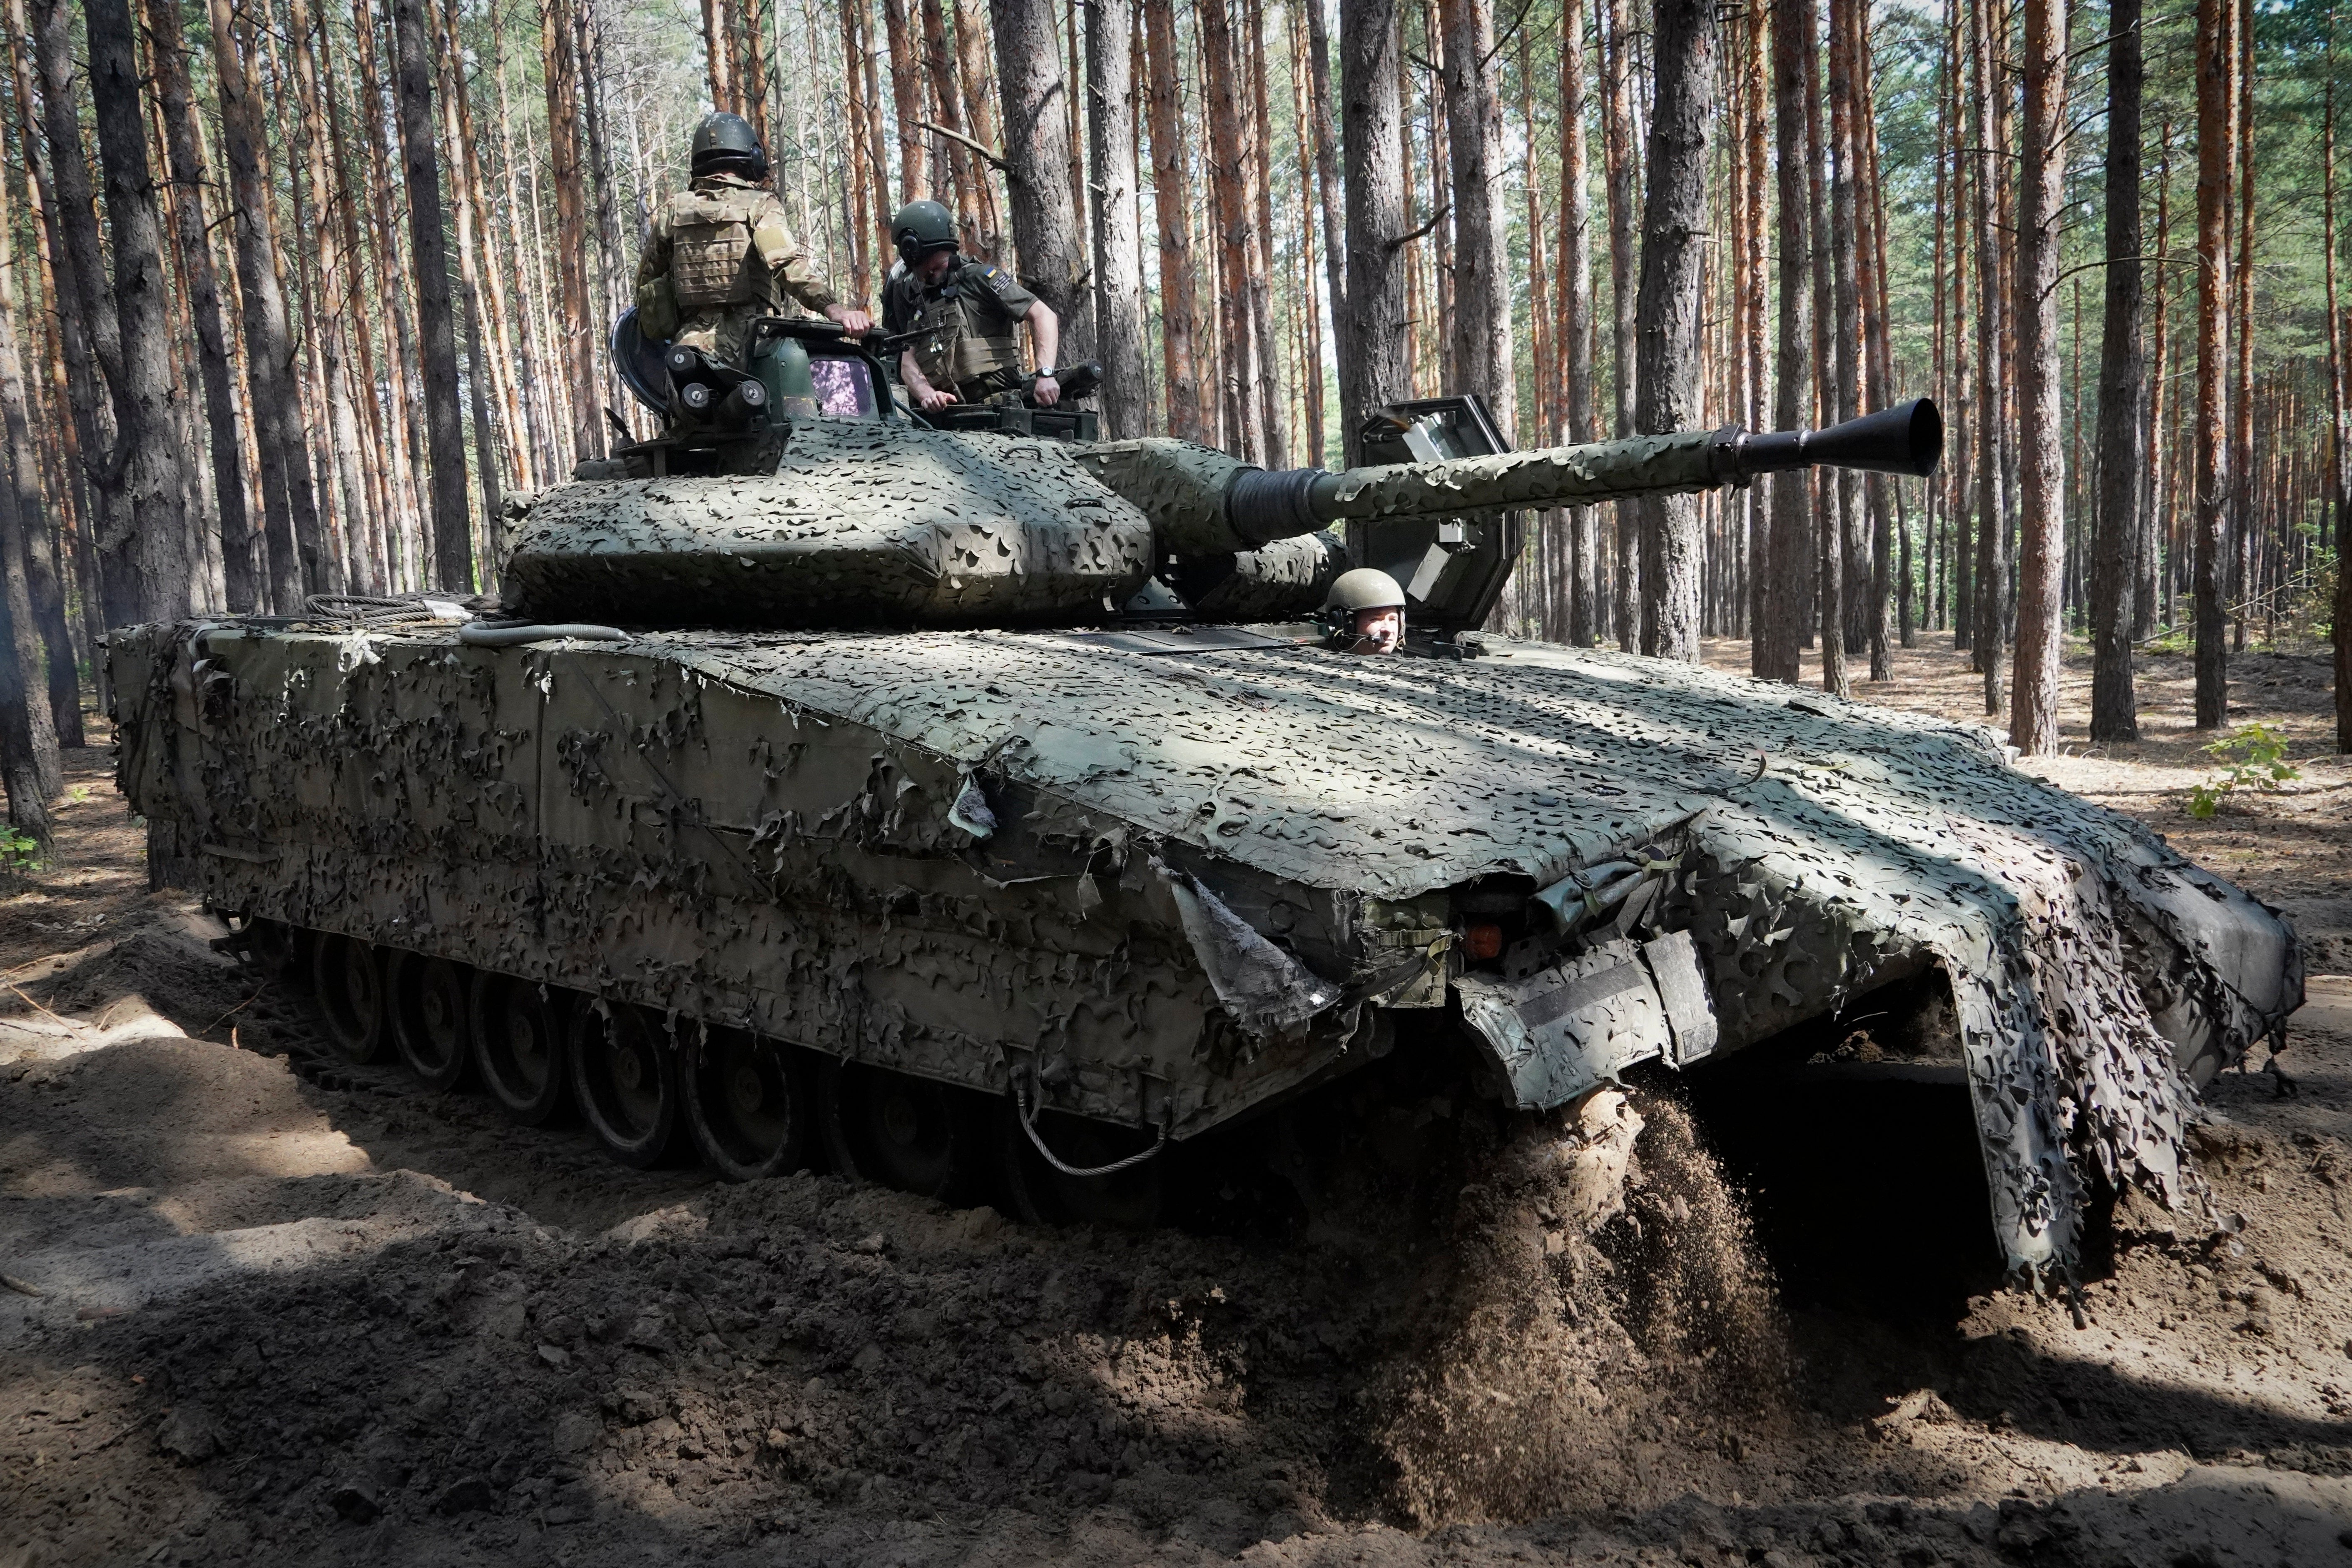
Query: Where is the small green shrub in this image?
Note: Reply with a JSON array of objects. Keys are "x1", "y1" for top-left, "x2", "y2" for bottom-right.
[
  {"x1": 0, "y1": 826, "x2": 40, "y2": 879},
  {"x1": 2186, "y1": 722, "x2": 2302, "y2": 819}
]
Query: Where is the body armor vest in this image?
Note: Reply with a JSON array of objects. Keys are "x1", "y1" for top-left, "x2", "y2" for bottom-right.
[
  {"x1": 668, "y1": 189, "x2": 771, "y2": 310},
  {"x1": 910, "y1": 273, "x2": 1021, "y2": 389}
]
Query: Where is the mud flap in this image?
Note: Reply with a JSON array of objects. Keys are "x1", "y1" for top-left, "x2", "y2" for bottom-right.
[{"x1": 1453, "y1": 932, "x2": 1719, "y2": 1111}]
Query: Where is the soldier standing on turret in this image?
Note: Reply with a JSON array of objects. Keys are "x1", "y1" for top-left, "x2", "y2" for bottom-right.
[
  {"x1": 883, "y1": 199, "x2": 1088, "y2": 410},
  {"x1": 635, "y1": 112, "x2": 871, "y2": 369}
]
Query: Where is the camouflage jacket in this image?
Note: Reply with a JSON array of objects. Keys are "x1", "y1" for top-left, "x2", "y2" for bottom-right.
[{"x1": 635, "y1": 174, "x2": 836, "y2": 340}]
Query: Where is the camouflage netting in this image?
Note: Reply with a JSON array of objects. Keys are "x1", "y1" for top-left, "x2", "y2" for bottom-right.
[
  {"x1": 117, "y1": 615, "x2": 2298, "y2": 1280},
  {"x1": 650, "y1": 630, "x2": 2296, "y2": 1278}
]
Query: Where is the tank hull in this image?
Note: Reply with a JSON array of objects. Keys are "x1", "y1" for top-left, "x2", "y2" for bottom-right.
[{"x1": 112, "y1": 619, "x2": 2300, "y2": 1277}]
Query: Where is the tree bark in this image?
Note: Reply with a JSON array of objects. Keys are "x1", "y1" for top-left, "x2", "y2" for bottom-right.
[
  {"x1": 1558, "y1": 0, "x2": 1598, "y2": 645},
  {"x1": 1304, "y1": 0, "x2": 1347, "y2": 399},
  {"x1": 1968, "y1": 0, "x2": 2005, "y2": 712},
  {"x1": 1631, "y1": 0, "x2": 1714, "y2": 660},
  {"x1": 543, "y1": 0, "x2": 602, "y2": 465},
  {"x1": 1199, "y1": 0, "x2": 1264, "y2": 460},
  {"x1": 392, "y1": 0, "x2": 475, "y2": 590},
  {"x1": 1337, "y1": 0, "x2": 1410, "y2": 464},
  {"x1": 147, "y1": 0, "x2": 254, "y2": 615},
  {"x1": 1437, "y1": 0, "x2": 1513, "y2": 441},
  {"x1": 2088, "y1": 0, "x2": 2143, "y2": 743},
  {"x1": 2228, "y1": 0, "x2": 2253, "y2": 654},
  {"x1": 27, "y1": 0, "x2": 135, "y2": 641},
  {"x1": 1761, "y1": 0, "x2": 1813, "y2": 685},
  {"x1": 881, "y1": 0, "x2": 930, "y2": 199},
  {"x1": 955, "y1": 0, "x2": 1007, "y2": 259},
  {"x1": 79, "y1": 0, "x2": 195, "y2": 630},
  {"x1": 2193, "y1": 0, "x2": 2231, "y2": 727},
  {"x1": 1242, "y1": 0, "x2": 1285, "y2": 465},
  {"x1": 1599, "y1": 0, "x2": 1639, "y2": 646},
  {"x1": 1141, "y1": 0, "x2": 1204, "y2": 442},
  {"x1": 992, "y1": 0, "x2": 1093, "y2": 357},
  {"x1": 1827, "y1": 0, "x2": 1864, "y2": 671},
  {"x1": 0, "y1": 195, "x2": 57, "y2": 799},
  {"x1": 2009, "y1": 0, "x2": 2068, "y2": 753},
  {"x1": 436, "y1": 0, "x2": 505, "y2": 541},
  {"x1": 207, "y1": 0, "x2": 321, "y2": 610},
  {"x1": 1087, "y1": 0, "x2": 1147, "y2": 436}
]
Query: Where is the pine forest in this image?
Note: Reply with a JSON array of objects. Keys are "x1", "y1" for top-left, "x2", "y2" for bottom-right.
[{"x1": 0, "y1": 0, "x2": 2349, "y2": 844}]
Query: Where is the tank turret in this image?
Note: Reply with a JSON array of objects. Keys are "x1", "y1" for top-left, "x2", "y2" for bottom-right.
[{"x1": 502, "y1": 339, "x2": 1940, "y2": 632}]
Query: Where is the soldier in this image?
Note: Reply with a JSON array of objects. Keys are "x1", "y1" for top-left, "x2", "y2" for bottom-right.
[
  {"x1": 1324, "y1": 569, "x2": 1406, "y2": 654},
  {"x1": 635, "y1": 112, "x2": 871, "y2": 370},
  {"x1": 883, "y1": 199, "x2": 1072, "y2": 410}
]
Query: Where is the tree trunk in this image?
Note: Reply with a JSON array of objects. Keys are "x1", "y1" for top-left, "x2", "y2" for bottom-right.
[
  {"x1": 921, "y1": 0, "x2": 984, "y2": 250},
  {"x1": 1968, "y1": 0, "x2": 2005, "y2": 712},
  {"x1": 1289, "y1": 4, "x2": 1328, "y2": 464},
  {"x1": 2088, "y1": 0, "x2": 2143, "y2": 743},
  {"x1": 0, "y1": 193, "x2": 57, "y2": 799},
  {"x1": 881, "y1": 0, "x2": 929, "y2": 200},
  {"x1": 543, "y1": 0, "x2": 602, "y2": 465},
  {"x1": 956, "y1": 0, "x2": 1007, "y2": 259},
  {"x1": 81, "y1": 0, "x2": 196, "y2": 631},
  {"x1": 702, "y1": 0, "x2": 738, "y2": 111},
  {"x1": 2228, "y1": 0, "x2": 2254, "y2": 655},
  {"x1": 992, "y1": 0, "x2": 1093, "y2": 358},
  {"x1": 147, "y1": 0, "x2": 255, "y2": 616},
  {"x1": 28, "y1": 0, "x2": 137, "y2": 641},
  {"x1": 1304, "y1": 0, "x2": 1347, "y2": 396},
  {"x1": 207, "y1": 0, "x2": 323, "y2": 610},
  {"x1": 1558, "y1": 0, "x2": 1597, "y2": 645},
  {"x1": 1827, "y1": 0, "x2": 1865, "y2": 671},
  {"x1": 1087, "y1": 0, "x2": 1147, "y2": 436},
  {"x1": 1242, "y1": 0, "x2": 1285, "y2": 465},
  {"x1": 2193, "y1": 0, "x2": 2231, "y2": 727},
  {"x1": 1599, "y1": 0, "x2": 1639, "y2": 645},
  {"x1": 1337, "y1": 0, "x2": 1410, "y2": 464},
  {"x1": 1631, "y1": 0, "x2": 1714, "y2": 660},
  {"x1": 1199, "y1": 0, "x2": 1263, "y2": 460},
  {"x1": 1437, "y1": 0, "x2": 1513, "y2": 441},
  {"x1": 1760, "y1": 0, "x2": 1812, "y2": 685},
  {"x1": 392, "y1": 0, "x2": 474, "y2": 590},
  {"x1": 1141, "y1": 0, "x2": 1204, "y2": 442},
  {"x1": 2009, "y1": 0, "x2": 2068, "y2": 753},
  {"x1": 1857, "y1": 12, "x2": 1894, "y2": 674},
  {"x1": 436, "y1": 0, "x2": 505, "y2": 541}
]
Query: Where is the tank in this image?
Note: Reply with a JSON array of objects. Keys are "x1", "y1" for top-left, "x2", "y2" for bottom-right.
[{"x1": 109, "y1": 321, "x2": 2301, "y2": 1280}]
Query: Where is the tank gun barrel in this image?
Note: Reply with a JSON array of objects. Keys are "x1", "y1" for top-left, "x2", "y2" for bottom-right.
[{"x1": 1079, "y1": 398, "x2": 1942, "y2": 559}]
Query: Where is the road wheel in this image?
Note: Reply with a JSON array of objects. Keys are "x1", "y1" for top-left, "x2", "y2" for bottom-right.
[
  {"x1": 1000, "y1": 1099, "x2": 1163, "y2": 1229},
  {"x1": 817, "y1": 1058, "x2": 981, "y2": 1200},
  {"x1": 388, "y1": 953, "x2": 474, "y2": 1092},
  {"x1": 686, "y1": 1025, "x2": 811, "y2": 1181},
  {"x1": 570, "y1": 1002, "x2": 682, "y2": 1168},
  {"x1": 469, "y1": 972, "x2": 571, "y2": 1125},
  {"x1": 313, "y1": 933, "x2": 390, "y2": 1065}
]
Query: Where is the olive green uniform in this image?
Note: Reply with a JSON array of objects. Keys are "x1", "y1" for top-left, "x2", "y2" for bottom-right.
[
  {"x1": 635, "y1": 173, "x2": 838, "y2": 367},
  {"x1": 883, "y1": 257, "x2": 1036, "y2": 403}
]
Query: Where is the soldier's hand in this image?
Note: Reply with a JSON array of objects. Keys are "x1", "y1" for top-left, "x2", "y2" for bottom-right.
[
  {"x1": 918, "y1": 386, "x2": 957, "y2": 411},
  {"x1": 1033, "y1": 374, "x2": 1061, "y2": 407},
  {"x1": 826, "y1": 304, "x2": 873, "y2": 338}
]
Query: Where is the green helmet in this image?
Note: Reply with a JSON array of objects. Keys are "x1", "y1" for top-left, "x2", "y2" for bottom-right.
[
  {"x1": 891, "y1": 199, "x2": 960, "y2": 265},
  {"x1": 1324, "y1": 567, "x2": 1407, "y2": 615},
  {"x1": 691, "y1": 111, "x2": 768, "y2": 181}
]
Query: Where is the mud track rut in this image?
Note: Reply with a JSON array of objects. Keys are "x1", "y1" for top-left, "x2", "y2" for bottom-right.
[{"x1": 6, "y1": 639, "x2": 2352, "y2": 1567}]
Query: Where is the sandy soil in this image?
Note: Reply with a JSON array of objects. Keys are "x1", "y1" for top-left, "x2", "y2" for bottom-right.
[{"x1": 4, "y1": 635, "x2": 2350, "y2": 1568}]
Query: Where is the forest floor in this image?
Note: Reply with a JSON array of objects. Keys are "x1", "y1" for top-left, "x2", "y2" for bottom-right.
[{"x1": 4, "y1": 633, "x2": 2351, "y2": 1568}]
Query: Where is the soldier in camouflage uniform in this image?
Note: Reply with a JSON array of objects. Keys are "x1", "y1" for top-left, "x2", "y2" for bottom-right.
[
  {"x1": 635, "y1": 112, "x2": 871, "y2": 370},
  {"x1": 881, "y1": 199, "x2": 1067, "y2": 410}
]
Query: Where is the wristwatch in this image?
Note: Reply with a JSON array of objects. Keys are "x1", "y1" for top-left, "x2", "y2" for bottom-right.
[{"x1": 1035, "y1": 366, "x2": 1057, "y2": 378}]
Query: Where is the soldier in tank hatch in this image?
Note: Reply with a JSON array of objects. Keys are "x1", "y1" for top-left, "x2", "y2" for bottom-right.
[
  {"x1": 1324, "y1": 569, "x2": 1406, "y2": 654},
  {"x1": 883, "y1": 199, "x2": 1098, "y2": 410},
  {"x1": 633, "y1": 112, "x2": 871, "y2": 370}
]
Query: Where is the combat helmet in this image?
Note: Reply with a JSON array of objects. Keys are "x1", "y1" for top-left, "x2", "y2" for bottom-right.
[
  {"x1": 892, "y1": 199, "x2": 960, "y2": 266},
  {"x1": 691, "y1": 111, "x2": 769, "y2": 181},
  {"x1": 1324, "y1": 567, "x2": 1407, "y2": 615}
]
